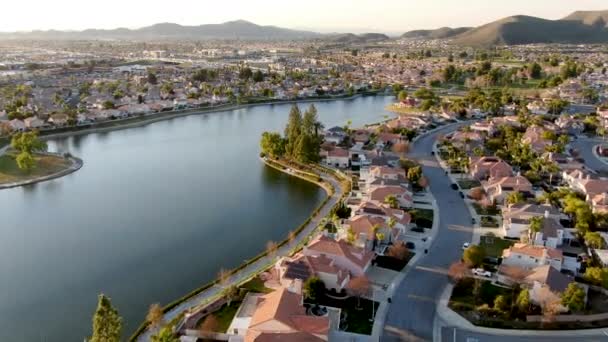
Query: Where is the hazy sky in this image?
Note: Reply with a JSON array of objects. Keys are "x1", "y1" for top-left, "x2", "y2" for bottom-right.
[{"x1": 2, "y1": 0, "x2": 607, "y2": 34}]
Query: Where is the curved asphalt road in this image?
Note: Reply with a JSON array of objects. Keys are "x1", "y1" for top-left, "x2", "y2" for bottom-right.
[
  {"x1": 572, "y1": 136, "x2": 608, "y2": 173},
  {"x1": 383, "y1": 123, "x2": 473, "y2": 341},
  {"x1": 382, "y1": 128, "x2": 608, "y2": 342}
]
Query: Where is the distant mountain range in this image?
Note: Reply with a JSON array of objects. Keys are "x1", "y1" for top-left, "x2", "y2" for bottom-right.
[
  {"x1": 402, "y1": 10, "x2": 608, "y2": 46},
  {"x1": 2, "y1": 10, "x2": 608, "y2": 45},
  {"x1": 0, "y1": 20, "x2": 322, "y2": 41}
]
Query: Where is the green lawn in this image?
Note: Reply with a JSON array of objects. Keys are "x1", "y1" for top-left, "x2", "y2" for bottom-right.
[
  {"x1": 480, "y1": 216, "x2": 499, "y2": 228},
  {"x1": 196, "y1": 302, "x2": 240, "y2": 333},
  {"x1": 0, "y1": 153, "x2": 71, "y2": 184},
  {"x1": 457, "y1": 179, "x2": 481, "y2": 190},
  {"x1": 479, "y1": 235, "x2": 514, "y2": 258},
  {"x1": 239, "y1": 276, "x2": 273, "y2": 294},
  {"x1": 408, "y1": 208, "x2": 434, "y2": 228},
  {"x1": 471, "y1": 202, "x2": 501, "y2": 216},
  {"x1": 309, "y1": 295, "x2": 379, "y2": 335}
]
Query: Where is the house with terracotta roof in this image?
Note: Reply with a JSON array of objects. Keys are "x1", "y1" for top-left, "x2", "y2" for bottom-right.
[
  {"x1": 565, "y1": 171, "x2": 608, "y2": 201},
  {"x1": 352, "y1": 201, "x2": 412, "y2": 233},
  {"x1": 448, "y1": 130, "x2": 484, "y2": 150},
  {"x1": 276, "y1": 253, "x2": 351, "y2": 292},
  {"x1": 233, "y1": 285, "x2": 330, "y2": 342},
  {"x1": 590, "y1": 193, "x2": 608, "y2": 213},
  {"x1": 368, "y1": 186, "x2": 413, "y2": 208},
  {"x1": 522, "y1": 125, "x2": 552, "y2": 154},
  {"x1": 481, "y1": 175, "x2": 533, "y2": 204},
  {"x1": 501, "y1": 203, "x2": 563, "y2": 239},
  {"x1": 344, "y1": 215, "x2": 395, "y2": 250},
  {"x1": 501, "y1": 243, "x2": 563, "y2": 271},
  {"x1": 469, "y1": 156, "x2": 513, "y2": 181},
  {"x1": 470, "y1": 121, "x2": 497, "y2": 135},
  {"x1": 304, "y1": 235, "x2": 374, "y2": 277}
]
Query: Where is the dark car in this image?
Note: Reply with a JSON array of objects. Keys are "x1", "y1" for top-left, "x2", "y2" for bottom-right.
[
  {"x1": 405, "y1": 242, "x2": 416, "y2": 250},
  {"x1": 450, "y1": 183, "x2": 459, "y2": 190},
  {"x1": 459, "y1": 191, "x2": 465, "y2": 198},
  {"x1": 471, "y1": 218, "x2": 476, "y2": 224}
]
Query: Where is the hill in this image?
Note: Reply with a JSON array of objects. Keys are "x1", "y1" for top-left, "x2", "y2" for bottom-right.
[
  {"x1": 324, "y1": 32, "x2": 390, "y2": 43},
  {"x1": 401, "y1": 27, "x2": 471, "y2": 39},
  {"x1": 452, "y1": 11, "x2": 608, "y2": 46},
  {"x1": 0, "y1": 20, "x2": 321, "y2": 41}
]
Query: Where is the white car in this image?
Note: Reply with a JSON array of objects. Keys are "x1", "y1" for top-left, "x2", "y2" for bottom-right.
[
  {"x1": 472, "y1": 268, "x2": 492, "y2": 278},
  {"x1": 462, "y1": 242, "x2": 470, "y2": 250}
]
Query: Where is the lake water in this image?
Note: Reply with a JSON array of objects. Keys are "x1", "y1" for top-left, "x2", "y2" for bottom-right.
[{"x1": 0, "y1": 95, "x2": 395, "y2": 341}]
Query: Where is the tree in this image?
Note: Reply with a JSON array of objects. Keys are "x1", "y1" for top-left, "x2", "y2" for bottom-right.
[
  {"x1": 516, "y1": 288, "x2": 530, "y2": 314},
  {"x1": 11, "y1": 131, "x2": 47, "y2": 154},
  {"x1": 561, "y1": 283, "x2": 586, "y2": 312},
  {"x1": 348, "y1": 276, "x2": 370, "y2": 308},
  {"x1": 494, "y1": 295, "x2": 509, "y2": 313},
  {"x1": 529, "y1": 216, "x2": 543, "y2": 241},
  {"x1": 303, "y1": 277, "x2": 326, "y2": 302},
  {"x1": 384, "y1": 195, "x2": 399, "y2": 209},
  {"x1": 151, "y1": 326, "x2": 178, "y2": 342},
  {"x1": 252, "y1": 70, "x2": 264, "y2": 83},
  {"x1": 583, "y1": 267, "x2": 608, "y2": 288},
  {"x1": 463, "y1": 245, "x2": 485, "y2": 267},
  {"x1": 146, "y1": 303, "x2": 164, "y2": 329},
  {"x1": 260, "y1": 132, "x2": 285, "y2": 158},
  {"x1": 529, "y1": 62, "x2": 543, "y2": 79},
  {"x1": 147, "y1": 72, "x2": 158, "y2": 85},
  {"x1": 506, "y1": 191, "x2": 525, "y2": 206},
  {"x1": 448, "y1": 261, "x2": 468, "y2": 283},
  {"x1": 15, "y1": 151, "x2": 35, "y2": 171},
  {"x1": 469, "y1": 187, "x2": 485, "y2": 201},
  {"x1": 223, "y1": 285, "x2": 240, "y2": 307},
  {"x1": 407, "y1": 166, "x2": 423, "y2": 183},
  {"x1": 387, "y1": 241, "x2": 410, "y2": 261},
  {"x1": 585, "y1": 231, "x2": 604, "y2": 249},
  {"x1": 90, "y1": 294, "x2": 122, "y2": 342},
  {"x1": 284, "y1": 105, "x2": 302, "y2": 157},
  {"x1": 397, "y1": 90, "x2": 408, "y2": 101}
]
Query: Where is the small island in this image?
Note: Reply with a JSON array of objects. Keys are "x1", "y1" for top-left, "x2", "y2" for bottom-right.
[{"x1": 0, "y1": 131, "x2": 82, "y2": 189}]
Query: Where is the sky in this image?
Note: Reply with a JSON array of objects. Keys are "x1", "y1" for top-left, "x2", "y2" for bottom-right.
[{"x1": 2, "y1": 0, "x2": 607, "y2": 34}]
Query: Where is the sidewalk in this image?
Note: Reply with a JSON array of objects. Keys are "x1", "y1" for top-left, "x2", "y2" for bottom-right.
[{"x1": 136, "y1": 166, "x2": 344, "y2": 341}]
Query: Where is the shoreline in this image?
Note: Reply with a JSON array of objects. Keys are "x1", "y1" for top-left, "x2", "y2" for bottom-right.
[
  {"x1": 0, "y1": 153, "x2": 83, "y2": 190},
  {"x1": 131, "y1": 159, "x2": 347, "y2": 341},
  {"x1": 38, "y1": 92, "x2": 387, "y2": 141}
]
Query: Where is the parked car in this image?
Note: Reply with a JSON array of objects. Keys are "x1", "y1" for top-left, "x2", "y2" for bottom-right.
[
  {"x1": 405, "y1": 242, "x2": 416, "y2": 250},
  {"x1": 450, "y1": 183, "x2": 458, "y2": 190},
  {"x1": 472, "y1": 268, "x2": 492, "y2": 278},
  {"x1": 471, "y1": 218, "x2": 476, "y2": 224},
  {"x1": 459, "y1": 191, "x2": 465, "y2": 198},
  {"x1": 462, "y1": 242, "x2": 470, "y2": 250}
]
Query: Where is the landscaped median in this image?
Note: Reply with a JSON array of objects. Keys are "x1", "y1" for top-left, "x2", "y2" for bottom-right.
[{"x1": 129, "y1": 159, "x2": 351, "y2": 341}]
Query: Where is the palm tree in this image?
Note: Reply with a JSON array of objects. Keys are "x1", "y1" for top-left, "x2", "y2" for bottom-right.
[
  {"x1": 372, "y1": 224, "x2": 382, "y2": 250},
  {"x1": 387, "y1": 217, "x2": 397, "y2": 243},
  {"x1": 385, "y1": 195, "x2": 399, "y2": 209},
  {"x1": 529, "y1": 216, "x2": 543, "y2": 242}
]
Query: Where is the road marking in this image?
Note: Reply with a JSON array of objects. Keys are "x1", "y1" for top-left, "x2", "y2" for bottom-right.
[
  {"x1": 407, "y1": 293, "x2": 436, "y2": 303},
  {"x1": 447, "y1": 225, "x2": 474, "y2": 233},
  {"x1": 415, "y1": 265, "x2": 449, "y2": 275}
]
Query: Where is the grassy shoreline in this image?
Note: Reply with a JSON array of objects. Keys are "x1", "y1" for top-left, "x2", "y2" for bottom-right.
[{"x1": 0, "y1": 152, "x2": 73, "y2": 186}]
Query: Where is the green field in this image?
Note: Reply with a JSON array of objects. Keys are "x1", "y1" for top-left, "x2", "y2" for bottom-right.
[
  {"x1": 0, "y1": 153, "x2": 71, "y2": 184},
  {"x1": 479, "y1": 235, "x2": 514, "y2": 258}
]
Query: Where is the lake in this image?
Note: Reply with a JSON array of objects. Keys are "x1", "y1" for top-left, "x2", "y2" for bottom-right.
[{"x1": 0, "y1": 95, "x2": 395, "y2": 341}]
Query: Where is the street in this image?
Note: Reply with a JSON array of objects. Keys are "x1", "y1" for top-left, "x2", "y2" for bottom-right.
[{"x1": 382, "y1": 123, "x2": 473, "y2": 341}]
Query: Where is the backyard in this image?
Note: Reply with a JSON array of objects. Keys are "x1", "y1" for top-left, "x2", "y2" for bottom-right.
[
  {"x1": 309, "y1": 294, "x2": 379, "y2": 335},
  {"x1": 471, "y1": 202, "x2": 501, "y2": 216},
  {"x1": 457, "y1": 178, "x2": 481, "y2": 190},
  {"x1": 480, "y1": 216, "x2": 500, "y2": 228},
  {"x1": 479, "y1": 235, "x2": 515, "y2": 258}
]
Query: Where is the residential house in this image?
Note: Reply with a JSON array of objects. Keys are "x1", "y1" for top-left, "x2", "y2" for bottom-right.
[
  {"x1": 276, "y1": 253, "x2": 350, "y2": 292},
  {"x1": 23, "y1": 116, "x2": 46, "y2": 130},
  {"x1": 325, "y1": 147, "x2": 349, "y2": 168},
  {"x1": 368, "y1": 186, "x2": 413, "y2": 208},
  {"x1": 344, "y1": 215, "x2": 394, "y2": 250},
  {"x1": 497, "y1": 264, "x2": 576, "y2": 313},
  {"x1": 9, "y1": 119, "x2": 26, "y2": 132},
  {"x1": 591, "y1": 193, "x2": 608, "y2": 213},
  {"x1": 236, "y1": 286, "x2": 330, "y2": 342},
  {"x1": 469, "y1": 156, "x2": 513, "y2": 181},
  {"x1": 532, "y1": 216, "x2": 565, "y2": 248},
  {"x1": 470, "y1": 121, "x2": 497, "y2": 135},
  {"x1": 48, "y1": 114, "x2": 69, "y2": 127},
  {"x1": 482, "y1": 175, "x2": 533, "y2": 204},
  {"x1": 501, "y1": 243, "x2": 563, "y2": 271},
  {"x1": 323, "y1": 126, "x2": 347, "y2": 144},
  {"x1": 501, "y1": 203, "x2": 562, "y2": 239},
  {"x1": 522, "y1": 125, "x2": 552, "y2": 154},
  {"x1": 448, "y1": 130, "x2": 483, "y2": 150}
]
